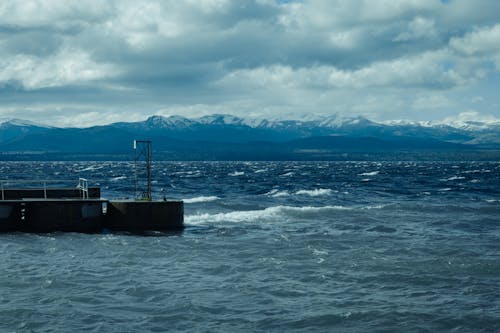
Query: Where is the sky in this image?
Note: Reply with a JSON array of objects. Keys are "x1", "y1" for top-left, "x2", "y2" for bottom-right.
[{"x1": 0, "y1": 0, "x2": 500, "y2": 127}]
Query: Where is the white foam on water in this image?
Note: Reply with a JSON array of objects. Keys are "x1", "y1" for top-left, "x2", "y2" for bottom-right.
[
  {"x1": 464, "y1": 169, "x2": 481, "y2": 174},
  {"x1": 185, "y1": 204, "x2": 383, "y2": 225},
  {"x1": 359, "y1": 171, "x2": 379, "y2": 176},
  {"x1": 312, "y1": 248, "x2": 329, "y2": 256},
  {"x1": 254, "y1": 169, "x2": 268, "y2": 174},
  {"x1": 110, "y1": 176, "x2": 127, "y2": 182},
  {"x1": 446, "y1": 176, "x2": 466, "y2": 181},
  {"x1": 265, "y1": 189, "x2": 290, "y2": 197},
  {"x1": 295, "y1": 189, "x2": 332, "y2": 196},
  {"x1": 228, "y1": 171, "x2": 245, "y2": 176},
  {"x1": 280, "y1": 172, "x2": 294, "y2": 177},
  {"x1": 183, "y1": 196, "x2": 220, "y2": 204},
  {"x1": 78, "y1": 165, "x2": 102, "y2": 172}
]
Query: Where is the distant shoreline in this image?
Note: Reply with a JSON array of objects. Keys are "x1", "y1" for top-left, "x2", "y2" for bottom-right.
[{"x1": 1, "y1": 150, "x2": 499, "y2": 162}]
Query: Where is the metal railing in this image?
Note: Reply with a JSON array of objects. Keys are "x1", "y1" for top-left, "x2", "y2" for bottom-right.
[
  {"x1": 76, "y1": 178, "x2": 89, "y2": 199},
  {"x1": 0, "y1": 178, "x2": 91, "y2": 200}
]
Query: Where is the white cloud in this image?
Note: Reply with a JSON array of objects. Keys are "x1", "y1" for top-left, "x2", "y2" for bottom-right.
[
  {"x1": 0, "y1": 0, "x2": 500, "y2": 125},
  {"x1": 411, "y1": 94, "x2": 452, "y2": 110},
  {"x1": 0, "y1": 1, "x2": 112, "y2": 28},
  {"x1": 449, "y1": 24, "x2": 500, "y2": 56},
  {"x1": 441, "y1": 110, "x2": 500, "y2": 126},
  {"x1": 217, "y1": 49, "x2": 466, "y2": 90},
  {"x1": 0, "y1": 48, "x2": 119, "y2": 89},
  {"x1": 394, "y1": 16, "x2": 437, "y2": 41}
]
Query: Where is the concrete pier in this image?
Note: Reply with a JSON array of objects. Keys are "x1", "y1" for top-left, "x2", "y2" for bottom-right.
[
  {"x1": 0, "y1": 200, "x2": 184, "y2": 233},
  {"x1": 0, "y1": 186, "x2": 184, "y2": 233}
]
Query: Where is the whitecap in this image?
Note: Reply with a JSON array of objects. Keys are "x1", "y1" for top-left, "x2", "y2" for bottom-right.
[
  {"x1": 295, "y1": 189, "x2": 332, "y2": 196},
  {"x1": 280, "y1": 172, "x2": 294, "y2": 177},
  {"x1": 359, "y1": 171, "x2": 379, "y2": 176},
  {"x1": 254, "y1": 169, "x2": 268, "y2": 174},
  {"x1": 446, "y1": 176, "x2": 466, "y2": 181},
  {"x1": 265, "y1": 189, "x2": 290, "y2": 197},
  {"x1": 183, "y1": 196, "x2": 220, "y2": 204},
  {"x1": 312, "y1": 248, "x2": 329, "y2": 256},
  {"x1": 185, "y1": 204, "x2": 383, "y2": 225},
  {"x1": 228, "y1": 171, "x2": 244, "y2": 176},
  {"x1": 110, "y1": 176, "x2": 126, "y2": 182},
  {"x1": 78, "y1": 165, "x2": 101, "y2": 172}
]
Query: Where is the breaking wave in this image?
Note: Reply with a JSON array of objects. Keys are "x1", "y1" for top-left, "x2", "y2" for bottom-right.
[
  {"x1": 265, "y1": 188, "x2": 333, "y2": 197},
  {"x1": 359, "y1": 171, "x2": 379, "y2": 176},
  {"x1": 185, "y1": 205, "x2": 383, "y2": 225},
  {"x1": 295, "y1": 189, "x2": 332, "y2": 196},
  {"x1": 183, "y1": 196, "x2": 220, "y2": 204},
  {"x1": 110, "y1": 176, "x2": 127, "y2": 182}
]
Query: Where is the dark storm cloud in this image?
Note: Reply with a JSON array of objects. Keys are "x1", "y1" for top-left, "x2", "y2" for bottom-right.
[{"x1": 0, "y1": 0, "x2": 499, "y2": 126}]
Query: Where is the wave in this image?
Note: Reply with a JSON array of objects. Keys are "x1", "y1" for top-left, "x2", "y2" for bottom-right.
[
  {"x1": 110, "y1": 176, "x2": 127, "y2": 182},
  {"x1": 295, "y1": 189, "x2": 332, "y2": 196},
  {"x1": 265, "y1": 188, "x2": 333, "y2": 197},
  {"x1": 78, "y1": 165, "x2": 103, "y2": 172},
  {"x1": 183, "y1": 196, "x2": 220, "y2": 204},
  {"x1": 446, "y1": 176, "x2": 466, "y2": 181},
  {"x1": 185, "y1": 205, "x2": 383, "y2": 225},
  {"x1": 228, "y1": 171, "x2": 245, "y2": 176},
  {"x1": 265, "y1": 189, "x2": 290, "y2": 197},
  {"x1": 359, "y1": 171, "x2": 379, "y2": 176}
]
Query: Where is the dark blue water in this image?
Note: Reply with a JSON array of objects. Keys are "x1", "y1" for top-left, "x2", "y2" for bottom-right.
[{"x1": 1, "y1": 161, "x2": 499, "y2": 332}]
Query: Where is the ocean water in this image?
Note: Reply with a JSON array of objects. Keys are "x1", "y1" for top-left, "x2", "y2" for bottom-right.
[{"x1": 1, "y1": 161, "x2": 499, "y2": 332}]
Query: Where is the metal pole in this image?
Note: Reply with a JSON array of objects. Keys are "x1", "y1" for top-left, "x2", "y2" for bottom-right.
[
  {"x1": 134, "y1": 140, "x2": 138, "y2": 200},
  {"x1": 147, "y1": 141, "x2": 152, "y2": 201},
  {"x1": 133, "y1": 140, "x2": 152, "y2": 201}
]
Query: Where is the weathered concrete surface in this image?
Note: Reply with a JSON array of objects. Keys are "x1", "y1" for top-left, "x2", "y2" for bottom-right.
[
  {"x1": 106, "y1": 201, "x2": 184, "y2": 231},
  {"x1": 21, "y1": 200, "x2": 104, "y2": 233},
  {"x1": 0, "y1": 200, "x2": 105, "y2": 233},
  {"x1": 0, "y1": 202, "x2": 21, "y2": 232}
]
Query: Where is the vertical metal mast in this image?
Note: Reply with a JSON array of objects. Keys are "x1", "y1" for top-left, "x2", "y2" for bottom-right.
[{"x1": 133, "y1": 140, "x2": 152, "y2": 201}]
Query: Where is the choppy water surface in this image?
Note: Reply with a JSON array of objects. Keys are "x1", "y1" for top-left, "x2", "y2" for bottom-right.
[{"x1": 1, "y1": 161, "x2": 499, "y2": 332}]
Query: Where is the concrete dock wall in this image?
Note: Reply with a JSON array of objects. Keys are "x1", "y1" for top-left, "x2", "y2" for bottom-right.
[
  {"x1": 0, "y1": 202, "x2": 22, "y2": 232},
  {"x1": 21, "y1": 200, "x2": 104, "y2": 233},
  {"x1": 0, "y1": 199, "x2": 184, "y2": 233},
  {"x1": 106, "y1": 201, "x2": 184, "y2": 231}
]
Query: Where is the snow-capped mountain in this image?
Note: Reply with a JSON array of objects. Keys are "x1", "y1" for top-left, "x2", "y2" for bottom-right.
[
  {"x1": 0, "y1": 118, "x2": 52, "y2": 128},
  {"x1": 0, "y1": 114, "x2": 499, "y2": 159}
]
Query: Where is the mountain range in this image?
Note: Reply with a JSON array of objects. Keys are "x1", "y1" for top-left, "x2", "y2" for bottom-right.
[{"x1": 0, "y1": 114, "x2": 499, "y2": 160}]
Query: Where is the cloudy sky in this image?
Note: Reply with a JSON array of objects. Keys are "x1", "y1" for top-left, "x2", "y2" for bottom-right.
[{"x1": 1, "y1": 0, "x2": 499, "y2": 127}]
